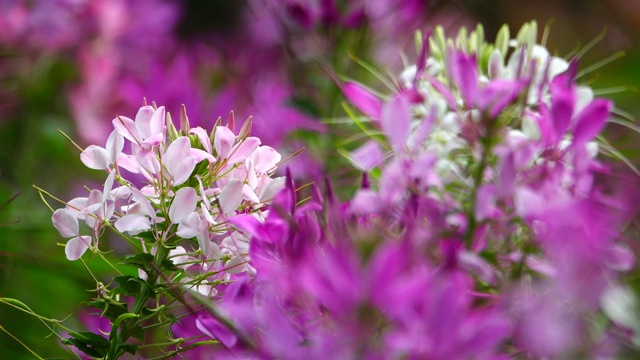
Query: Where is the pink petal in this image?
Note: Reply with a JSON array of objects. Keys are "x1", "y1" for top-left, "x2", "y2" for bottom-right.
[
  {"x1": 149, "y1": 106, "x2": 166, "y2": 137},
  {"x1": 251, "y1": 146, "x2": 281, "y2": 174},
  {"x1": 52, "y1": 209, "x2": 79, "y2": 238},
  {"x1": 604, "y1": 244, "x2": 635, "y2": 271},
  {"x1": 227, "y1": 137, "x2": 261, "y2": 165},
  {"x1": 261, "y1": 177, "x2": 285, "y2": 202},
  {"x1": 219, "y1": 179, "x2": 244, "y2": 214},
  {"x1": 572, "y1": 99, "x2": 611, "y2": 146},
  {"x1": 129, "y1": 188, "x2": 156, "y2": 217},
  {"x1": 381, "y1": 94, "x2": 411, "y2": 152},
  {"x1": 342, "y1": 81, "x2": 382, "y2": 119},
  {"x1": 106, "y1": 130, "x2": 124, "y2": 164},
  {"x1": 65, "y1": 236, "x2": 91, "y2": 261},
  {"x1": 112, "y1": 116, "x2": 140, "y2": 144},
  {"x1": 350, "y1": 140, "x2": 383, "y2": 171},
  {"x1": 176, "y1": 212, "x2": 202, "y2": 239},
  {"x1": 190, "y1": 127, "x2": 213, "y2": 154},
  {"x1": 448, "y1": 50, "x2": 479, "y2": 105},
  {"x1": 80, "y1": 145, "x2": 109, "y2": 170},
  {"x1": 171, "y1": 157, "x2": 198, "y2": 186},
  {"x1": 169, "y1": 187, "x2": 197, "y2": 224},
  {"x1": 134, "y1": 105, "x2": 156, "y2": 139},
  {"x1": 214, "y1": 126, "x2": 235, "y2": 159},
  {"x1": 114, "y1": 214, "x2": 151, "y2": 235}
]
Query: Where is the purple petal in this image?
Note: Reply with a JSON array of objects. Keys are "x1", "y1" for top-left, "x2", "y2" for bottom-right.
[
  {"x1": 381, "y1": 94, "x2": 411, "y2": 152},
  {"x1": 448, "y1": 49, "x2": 478, "y2": 105},
  {"x1": 196, "y1": 315, "x2": 237, "y2": 348},
  {"x1": 342, "y1": 81, "x2": 382, "y2": 119},
  {"x1": 572, "y1": 98, "x2": 611, "y2": 146},
  {"x1": 52, "y1": 209, "x2": 79, "y2": 238},
  {"x1": 65, "y1": 236, "x2": 91, "y2": 261},
  {"x1": 549, "y1": 73, "x2": 576, "y2": 139},
  {"x1": 149, "y1": 106, "x2": 166, "y2": 137},
  {"x1": 169, "y1": 187, "x2": 197, "y2": 224}
]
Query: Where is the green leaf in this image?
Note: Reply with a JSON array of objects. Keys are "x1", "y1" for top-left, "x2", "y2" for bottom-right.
[
  {"x1": 114, "y1": 275, "x2": 145, "y2": 297},
  {"x1": 62, "y1": 332, "x2": 109, "y2": 358},
  {"x1": 87, "y1": 299, "x2": 129, "y2": 322}
]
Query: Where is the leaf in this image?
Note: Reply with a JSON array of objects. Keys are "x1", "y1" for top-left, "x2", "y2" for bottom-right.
[
  {"x1": 87, "y1": 299, "x2": 129, "y2": 322},
  {"x1": 114, "y1": 276, "x2": 144, "y2": 297},
  {"x1": 119, "y1": 253, "x2": 154, "y2": 271},
  {"x1": 62, "y1": 332, "x2": 109, "y2": 358}
]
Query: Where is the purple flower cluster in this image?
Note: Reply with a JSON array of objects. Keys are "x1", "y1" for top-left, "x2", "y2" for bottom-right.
[{"x1": 164, "y1": 24, "x2": 639, "y2": 359}]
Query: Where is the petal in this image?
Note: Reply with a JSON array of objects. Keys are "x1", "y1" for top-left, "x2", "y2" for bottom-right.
[
  {"x1": 342, "y1": 81, "x2": 382, "y2": 119},
  {"x1": 149, "y1": 106, "x2": 166, "y2": 137},
  {"x1": 196, "y1": 316, "x2": 237, "y2": 347},
  {"x1": 381, "y1": 94, "x2": 411, "y2": 153},
  {"x1": 164, "y1": 137, "x2": 191, "y2": 175},
  {"x1": 169, "y1": 187, "x2": 198, "y2": 224},
  {"x1": 106, "y1": 130, "x2": 124, "y2": 164},
  {"x1": 219, "y1": 179, "x2": 244, "y2": 214},
  {"x1": 65, "y1": 236, "x2": 91, "y2": 261},
  {"x1": 171, "y1": 157, "x2": 198, "y2": 186},
  {"x1": 134, "y1": 105, "x2": 156, "y2": 139},
  {"x1": 260, "y1": 177, "x2": 285, "y2": 202},
  {"x1": 190, "y1": 127, "x2": 213, "y2": 154},
  {"x1": 52, "y1": 209, "x2": 79, "y2": 238},
  {"x1": 114, "y1": 214, "x2": 151, "y2": 235},
  {"x1": 214, "y1": 126, "x2": 235, "y2": 159},
  {"x1": 112, "y1": 116, "x2": 140, "y2": 144},
  {"x1": 448, "y1": 50, "x2": 478, "y2": 105},
  {"x1": 227, "y1": 137, "x2": 261, "y2": 165},
  {"x1": 80, "y1": 145, "x2": 109, "y2": 170},
  {"x1": 251, "y1": 146, "x2": 281, "y2": 174},
  {"x1": 176, "y1": 212, "x2": 202, "y2": 239},
  {"x1": 572, "y1": 98, "x2": 611, "y2": 146},
  {"x1": 349, "y1": 140, "x2": 383, "y2": 171}
]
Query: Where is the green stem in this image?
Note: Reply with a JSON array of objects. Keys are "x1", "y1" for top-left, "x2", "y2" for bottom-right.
[{"x1": 105, "y1": 243, "x2": 171, "y2": 359}]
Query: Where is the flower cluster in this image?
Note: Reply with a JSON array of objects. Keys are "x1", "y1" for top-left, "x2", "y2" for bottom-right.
[
  {"x1": 37, "y1": 22, "x2": 640, "y2": 360},
  {"x1": 161, "y1": 23, "x2": 639, "y2": 359},
  {"x1": 48, "y1": 102, "x2": 283, "y2": 357}
]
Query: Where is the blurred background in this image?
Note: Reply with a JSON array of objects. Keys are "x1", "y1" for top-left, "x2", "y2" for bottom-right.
[{"x1": 1, "y1": 0, "x2": 639, "y2": 358}]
